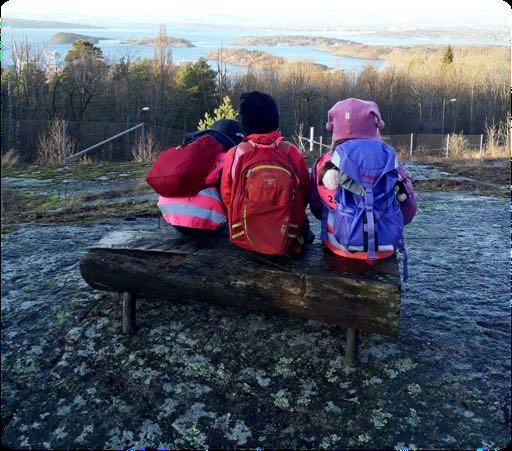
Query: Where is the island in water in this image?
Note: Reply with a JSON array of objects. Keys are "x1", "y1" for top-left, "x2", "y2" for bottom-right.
[
  {"x1": 50, "y1": 32, "x2": 110, "y2": 44},
  {"x1": 120, "y1": 37, "x2": 195, "y2": 48},
  {"x1": 207, "y1": 48, "x2": 284, "y2": 66},
  {"x1": 206, "y1": 48, "x2": 328, "y2": 70}
]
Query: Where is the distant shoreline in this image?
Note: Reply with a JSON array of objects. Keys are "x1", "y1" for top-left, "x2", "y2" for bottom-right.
[
  {"x1": 231, "y1": 35, "x2": 509, "y2": 61},
  {"x1": 4, "y1": 17, "x2": 105, "y2": 29}
]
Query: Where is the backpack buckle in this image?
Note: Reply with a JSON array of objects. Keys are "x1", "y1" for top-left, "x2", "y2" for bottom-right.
[{"x1": 364, "y1": 189, "x2": 374, "y2": 209}]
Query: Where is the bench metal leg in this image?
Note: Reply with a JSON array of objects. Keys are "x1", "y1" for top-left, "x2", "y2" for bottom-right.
[
  {"x1": 122, "y1": 292, "x2": 136, "y2": 335},
  {"x1": 345, "y1": 328, "x2": 359, "y2": 366}
]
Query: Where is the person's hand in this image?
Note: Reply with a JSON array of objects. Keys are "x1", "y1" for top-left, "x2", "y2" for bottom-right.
[{"x1": 394, "y1": 185, "x2": 407, "y2": 202}]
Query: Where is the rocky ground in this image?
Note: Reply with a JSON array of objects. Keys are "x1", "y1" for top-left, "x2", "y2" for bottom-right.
[{"x1": 1, "y1": 160, "x2": 510, "y2": 449}]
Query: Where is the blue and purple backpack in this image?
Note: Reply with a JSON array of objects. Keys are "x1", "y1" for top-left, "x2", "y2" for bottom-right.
[{"x1": 319, "y1": 139, "x2": 409, "y2": 281}]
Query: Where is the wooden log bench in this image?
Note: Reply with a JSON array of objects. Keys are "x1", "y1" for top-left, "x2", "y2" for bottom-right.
[{"x1": 79, "y1": 230, "x2": 401, "y2": 366}]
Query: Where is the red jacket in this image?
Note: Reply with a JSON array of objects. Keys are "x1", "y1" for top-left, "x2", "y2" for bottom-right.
[{"x1": 220, "y1": 131, "x2": 310, "y2": 210}]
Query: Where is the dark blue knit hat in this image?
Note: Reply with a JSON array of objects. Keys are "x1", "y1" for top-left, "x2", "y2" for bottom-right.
[
  {"x1": 239, "y1": 91, "x2": 280, "y2": 134},
  {"x1": 182, "y1": 119, "x2": 244, "y2": 149}
]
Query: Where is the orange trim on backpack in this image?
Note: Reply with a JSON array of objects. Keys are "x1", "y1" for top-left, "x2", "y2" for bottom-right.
[{"x1": 323, "y1": 239, "x2": 394, "y2": 260}]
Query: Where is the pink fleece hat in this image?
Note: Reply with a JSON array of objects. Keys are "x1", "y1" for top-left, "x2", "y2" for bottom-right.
[{"x1": 326, "y1": 98, "x2": 385, "y2": 142}]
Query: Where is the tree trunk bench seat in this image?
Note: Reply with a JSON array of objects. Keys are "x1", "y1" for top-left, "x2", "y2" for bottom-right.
[{"x1": 79, "y1": 230, "x2": 401, "y2": 365}]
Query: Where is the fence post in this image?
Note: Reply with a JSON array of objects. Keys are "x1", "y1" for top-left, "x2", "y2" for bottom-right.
[
  {"x1": 319, "y1": 135, "x2": 323, "y2": 156},
  {"x1": 140, "y1": 122, "x2": 145, "y2": 162},
  {"x1": 62, "y1": 120, "x2": 67, "y2": 165},
  {"x1": 479, "y1": 134, "x2": 484, "y2": 159},
  {"x1": 445, "y1": 133, "x2": 450, "y2": 159},
  {"x1": 409, "y1": 133, "x2": 414, "y2": 157},
  {"x1": 309, "y1": 127, "x2": 314, "y2": 152}
]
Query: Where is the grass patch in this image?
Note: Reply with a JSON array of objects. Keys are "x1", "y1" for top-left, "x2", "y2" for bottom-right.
[
  {"x1": 413, "y1": 178, "x2": 508, "y2": 197},
  {"x1": 38, "y1": 195, "x2": 63, "y2": 211},
  {"x1": 399, "y1": 154, "x2": 509, "y2": 187}
]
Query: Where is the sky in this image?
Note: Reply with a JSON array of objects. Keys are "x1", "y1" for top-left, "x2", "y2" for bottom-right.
[{"x1": 3, "y1": 0, "x2": 511, "y2": 28}]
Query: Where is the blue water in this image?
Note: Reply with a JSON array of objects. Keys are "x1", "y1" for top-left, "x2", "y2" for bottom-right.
[{"x1": 2, "y1": 25, "x2": 507, "y2": 73}]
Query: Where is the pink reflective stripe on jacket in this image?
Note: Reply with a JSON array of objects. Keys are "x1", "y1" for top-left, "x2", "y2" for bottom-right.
[{"x1": 158, "y1": 187, "x2": 227, "y2": 230}]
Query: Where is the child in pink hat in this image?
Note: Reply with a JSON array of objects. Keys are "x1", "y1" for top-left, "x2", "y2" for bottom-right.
[
  {"x1": 311, "y1": 97, "x2": 416, "y2": 222},
  {"x1": 326, "y1": 98, "x2": 385, "y2": 143},
  {"x1": 309, "y1": 98, "x2": 417, "y2": 273},
  {"x1": 321, "y1": 98, "x2": 386, "y2": 194}
]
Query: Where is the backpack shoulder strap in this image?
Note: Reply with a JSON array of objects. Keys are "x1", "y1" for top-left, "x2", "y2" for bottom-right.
[
  {"x1": 229, "y1": 142, "x2": 251, "y2": 180},
  {"x1": 364, "y1": 187, "x2": 376, "y2": 261},
  {"x1": 277, "y1": 139, "x2": 291, "y2": 155},
  {"x1": 277, "y1": 140, "x2": 301, "y2": 180}
]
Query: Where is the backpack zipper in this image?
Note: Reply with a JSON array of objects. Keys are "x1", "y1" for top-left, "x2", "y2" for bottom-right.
[
  {"x1": 243, "y1": 206, "x2": 253, "y2": 245},
  {"x1": 246, "y1": 165, "x2": 292, "y2": 177}
]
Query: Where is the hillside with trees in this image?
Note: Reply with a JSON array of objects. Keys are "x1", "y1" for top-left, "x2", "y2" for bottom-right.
[
  {"x1": 231, "y1": 35, "x2": 509, "y2": 63},
  {"x1": 1, "y1": 26, "x2": 508, "y2": 146}
]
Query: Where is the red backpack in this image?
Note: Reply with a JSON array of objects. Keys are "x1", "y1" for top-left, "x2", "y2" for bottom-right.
[
  {"x1": 227, "y1": 139, "x2": 306, "y2": 255},
  {"x1": 146, "y1": 135, "x2": 224, "y2": 197}
]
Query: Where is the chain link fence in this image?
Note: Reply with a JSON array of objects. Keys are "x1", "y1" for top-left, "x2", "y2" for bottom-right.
[
  {"x1": 2, "y1": 119, "x2": 495, "y2": 166},
  {"x1": 298, "y1": 127, "x2": 487, "y2": 160},
  {"x1": 1, "y1": 119, "x2": 185, "y2": 165}
]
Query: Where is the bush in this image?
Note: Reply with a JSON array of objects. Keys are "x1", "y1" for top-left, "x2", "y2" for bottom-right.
[
  {"x1": 1, "y1": 149, "x2": 20, "y2": 169},
  {"x1": 132, "y1": 131, "x2": 159, "y2": 163},
  {"x1": 484, "y1": 120, "x2": 510, "y2": 158},
  {"x1": 37, "y1": 119, "x2": 74, "y2": 165},
  {"x1": 197, "y1": 96, "x2": 238, "y2": 130},
  {"x1": 447, "y1": 133, "x2": 470, "y2": 156}
]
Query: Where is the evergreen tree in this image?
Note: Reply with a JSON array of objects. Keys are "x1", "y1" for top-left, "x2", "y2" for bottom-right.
[
  {"x1": 65, "y1": 40, "x2": 104, "y2": 64},
  {"x1": 443, "y1": 45, "x2": 454, "y2": 64},
  {"x1": 197, "y1": 96, "x2": 237, "y2": 130},
  {"x1": 61, "y1": 40, "x2": 107, "y2": 122},
  {"x1": 175, "y1": 58, "x2": 217, "y2": 130}
]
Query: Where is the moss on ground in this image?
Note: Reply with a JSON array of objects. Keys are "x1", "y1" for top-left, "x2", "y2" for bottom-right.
[{"x1": 2, "y1": 162, "x2": 151, "y2": 182}]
